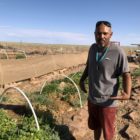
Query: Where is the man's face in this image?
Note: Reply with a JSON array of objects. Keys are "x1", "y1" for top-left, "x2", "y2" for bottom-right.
[{"x1": 95, "y1": 24, "x2": 113, "y2": 47}]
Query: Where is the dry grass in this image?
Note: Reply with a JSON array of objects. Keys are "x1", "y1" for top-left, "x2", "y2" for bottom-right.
[
  {"x1": 0, "y1": 41, "x2": 139, "y2": 55},
  {"x1": 0, "y1": 41, "x2": 89, "y2": 55}
]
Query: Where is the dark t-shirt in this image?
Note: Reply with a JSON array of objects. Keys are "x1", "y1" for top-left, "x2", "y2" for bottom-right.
[{"x1": 87, "y1": 43, "x2": 129, "y2": 106}]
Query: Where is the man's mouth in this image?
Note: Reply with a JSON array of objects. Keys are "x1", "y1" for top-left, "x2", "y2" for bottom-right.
[{"x1": 99, "y1": 39, "x2": 105, "y2": 43}]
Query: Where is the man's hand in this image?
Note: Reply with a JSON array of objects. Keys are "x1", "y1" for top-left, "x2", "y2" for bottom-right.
[
  {"x1": 79, "y1": 80, "x2": 87, "y2": 93},
  {"x1": 110, "y1": 90, "x2": 131, "y2": 100}
]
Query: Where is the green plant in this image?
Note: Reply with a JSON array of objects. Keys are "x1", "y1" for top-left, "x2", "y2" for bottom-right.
[
  {"x1": 132, "y1": 68, "x2": 140, "y2": 77},
  {"x1": 63, "y1": 86, "x2": 77, "y2": 95},
  {"x1": 0, "y1": 109, "x2": 60, "y2": 140},
  {"x1": 70, "y1": 72, "x2": 83, "y2": 84},
  {"x1": 30, "y1": 92, "x2": 48, "y2": 105},
  {"x1": 42, "y1": 82, "x2": 60, "y2": 94},
  {"x1": 30, "y1": 72, "x2": 88, "y2": 108},
  {"x1": 16, "y1": 54, "x2": 26, "y2": 59}
]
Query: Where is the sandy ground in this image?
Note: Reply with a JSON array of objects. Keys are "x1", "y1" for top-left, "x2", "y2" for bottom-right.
[{"x1": 0, "y1": 52, "x2": 88, "y2": 85}]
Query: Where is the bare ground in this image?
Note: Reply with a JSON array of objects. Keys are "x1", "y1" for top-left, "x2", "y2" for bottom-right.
[{"x1": 0, "y1": 63, "x2": 139, "y2": 140}]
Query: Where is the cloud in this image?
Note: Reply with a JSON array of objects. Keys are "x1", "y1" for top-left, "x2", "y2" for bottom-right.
[
  {"x1": 0, "y1": 26, "x2": 91, "y2": 44},
  {"x1": 1, "y1": 26, "x2": 139, "y2": 46}
]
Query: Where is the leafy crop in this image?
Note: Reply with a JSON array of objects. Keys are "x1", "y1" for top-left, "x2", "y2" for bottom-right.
[
  {"x1": 30, "y1": 72, "x2": 88, "y2": 108},
  {"x1": 0, "y1": 109, "x2": 60, "y2": 140}
]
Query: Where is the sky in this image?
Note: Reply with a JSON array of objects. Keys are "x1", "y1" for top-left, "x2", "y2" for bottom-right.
[{"x1": 0, "y1": 0, "x2": 140, "y2": 46}]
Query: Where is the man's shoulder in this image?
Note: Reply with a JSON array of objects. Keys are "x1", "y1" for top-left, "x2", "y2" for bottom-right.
[
  {"x1": 88, "y1": 43, "x2": 96, "y2": 52},
  {"x1": 110, "y1": 45, "x2": 125, "y2": 54},
  {"x1": 90, "y1": 43, "x2": 97, "y2": 48}
]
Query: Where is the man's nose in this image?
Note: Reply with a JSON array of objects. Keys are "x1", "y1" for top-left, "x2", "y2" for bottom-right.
[{"x1": 100, "y1": 33, "x2": 104, "y2": 38}]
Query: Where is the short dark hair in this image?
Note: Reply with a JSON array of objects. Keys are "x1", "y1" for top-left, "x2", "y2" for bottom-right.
[{"x1": 96, "y1": 21, "x2": 111, "y2": 28}]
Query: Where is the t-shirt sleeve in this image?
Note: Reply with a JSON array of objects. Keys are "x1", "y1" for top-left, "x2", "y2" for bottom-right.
[{"x1": 116, "y1": 48, "x2": 130, "y2": 76}]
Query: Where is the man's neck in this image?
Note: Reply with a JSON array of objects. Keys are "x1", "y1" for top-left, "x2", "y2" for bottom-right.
[
  {"x1": 96, "y1": 43, "x2": 110, "y2": 51},
  {"x1": 97, "y1": 45, "x2": 106, "y2": 52}
]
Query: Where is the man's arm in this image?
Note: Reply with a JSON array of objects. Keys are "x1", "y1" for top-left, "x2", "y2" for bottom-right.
[
  {"x1": 110, "y1": 72, "x2": 132, "y2": 100},
  {"x1": 79, "y1": 65, "x2": 88, "y2": 93}
]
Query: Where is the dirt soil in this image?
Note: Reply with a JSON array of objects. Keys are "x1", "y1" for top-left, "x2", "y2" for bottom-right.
[{"x1": 0, "y1": 63, "x2": 140, "y2": 140}]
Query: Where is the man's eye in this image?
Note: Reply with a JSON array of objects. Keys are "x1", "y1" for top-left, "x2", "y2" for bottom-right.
[{"x1": 97, "y1": 32, "x2": 108, "y2": 35}]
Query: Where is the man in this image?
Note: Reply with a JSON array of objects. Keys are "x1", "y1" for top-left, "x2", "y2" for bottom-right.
[{"x1": 79, "y1": 21, "x2": 132, "y2": 140}]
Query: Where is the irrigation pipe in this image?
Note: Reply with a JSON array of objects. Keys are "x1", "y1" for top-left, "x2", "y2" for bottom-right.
[
  {"x1": 61, "y1": 74, "x2": 83, "y2": 108},
  {"x1": 0, "y1": 86, "x2": 40, "y2": 131},
  {"x1": 39, "y1": 80, "x2": 47, "y2": 95},
  {"x1": 40, "y1": 74, "x2": 83, "y2": 108},
  {"x1": 70, "y1": 72, "x2": 77, "y2": 78}
]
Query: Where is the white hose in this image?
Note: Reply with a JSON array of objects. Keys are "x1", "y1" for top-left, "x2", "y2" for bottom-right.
[
  {"x1": 40, "y1": 74, "x2": 83, "y2": 108},
  {"x1": 60, "y1": 74, "x2": 82, "y2": 108},
  {"x1": 0, "y1": 86, "x2": 40, "y2": 130},
  {"x1": 40, "y1": 81, "x2": 47, "y2": 95}
]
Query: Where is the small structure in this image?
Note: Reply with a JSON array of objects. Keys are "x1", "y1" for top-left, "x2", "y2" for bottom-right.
[{"x1": 127, "y1": 44, "x2": 140, "y2": 63}]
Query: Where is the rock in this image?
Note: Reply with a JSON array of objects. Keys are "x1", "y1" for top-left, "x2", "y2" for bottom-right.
[
  {"x1": 131, "y1": 94, "x2": 140, "y2": 100},
  {"x1": 134, "y1": 88, "x2": 140, "y2": 94},
  {"x1": 58, "y1": 82, "x2": 66, "y2": 90},
  {"x1": 59, "y1": 68, "x2": 67, "y2": 74},
  {"x1": 128, "y1": 111, "x2": 139, "y2": 121},
  {"x1": 132, "y1": 85, "x2": 140, "y2": 95},
  {"x1": 125, "y1": 124, "x2": 140, "y2": 139},
  {"x1": 62, "y1": 104, "x2": 93, "y2": 140}
]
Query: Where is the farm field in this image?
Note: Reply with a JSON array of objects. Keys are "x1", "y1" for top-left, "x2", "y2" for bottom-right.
[{"x1": 0, "y1": 41, "x2": 140, "y2": 140}]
